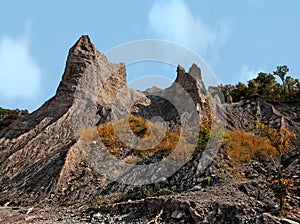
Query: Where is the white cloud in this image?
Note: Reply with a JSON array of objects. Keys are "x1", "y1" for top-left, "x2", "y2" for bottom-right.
[
  {"x1": 148, "y1": 0, "x2": 231, "y2": 56},
  {"x1": 0, "y1": 25, "x2": 41, "y2": 101},
  {"x1": 240, "y1": 65, "x2": 264, "y2": 82}
]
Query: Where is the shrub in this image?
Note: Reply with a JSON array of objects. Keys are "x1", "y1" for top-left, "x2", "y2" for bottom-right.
[
  {"x1": 143, "y1": 188, "x2": 174, "y2": 198},
  {"x1": 224, "y1": 130, "x2": 278, "y2": 164},
  {"x1": 255, "y1": 121, "x2": 295, "y2": 154}
]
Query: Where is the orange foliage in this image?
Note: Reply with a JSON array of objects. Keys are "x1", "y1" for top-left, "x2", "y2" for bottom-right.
[
  {"x1": 224, "y1": 130, "x2": 278, "y2": 164},
  {"x1": 96, "y1": 115, "x2": 181, "y2": 156},
  {"x1": 81, "y1": 114, "x2": 213, "y2": 161},
  {"x1": 256, "y1": 121, "x2": 295, "y2": 154},
  {"x1": 97, "y1": 123, "x2": 123, "y2": 155},
  {"x1": 128, "y1": 115, "x2": 151, "y2": 138}
]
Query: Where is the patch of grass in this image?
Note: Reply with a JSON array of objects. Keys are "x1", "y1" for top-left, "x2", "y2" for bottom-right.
[
  {"x1": 197, "y1": 120, "x2": 211, "y2": 150},
  {"x1": 143, "y1": 188, "x2": 174, "y2": 198}
]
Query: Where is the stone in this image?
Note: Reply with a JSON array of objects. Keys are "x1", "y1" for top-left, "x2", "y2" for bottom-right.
[
  {"x1": 266, "y1": 203, "x2": 279, "y2": 212},
  {"x1": 227, "y1": 95, "x2": 233, "y2": 104},
  {"x1": 190, "y1": 185, "x2": 201, "y2": 191},
  {"x1": 171, "y1": 210, "x2": 184, "y2": 219},
  {"x1": 281, "y1": 218, "x2": 299, "y2": 224}
]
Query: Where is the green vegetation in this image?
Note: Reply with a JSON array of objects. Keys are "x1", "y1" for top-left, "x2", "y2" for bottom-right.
[
  {"x1": 216, "y1": 65, "x2": 300, "y2": 102},
  {"x1": 143, "y1": 187, "x2": 174, "y2": 198},
  {"x1": 0, "y1": 107, "x2": 29, "y2": 130}
]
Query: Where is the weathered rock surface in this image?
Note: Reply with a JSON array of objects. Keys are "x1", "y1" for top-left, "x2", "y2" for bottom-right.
[
  {"x1": 0, "y1": 35, "x2": 127, "y2": 205},
  {"x1": 0, "y1": 35, "x2": 299, "y2": 223},
  {"x1": 0, "y1": 35, "x2": 210, "y2": 206}
]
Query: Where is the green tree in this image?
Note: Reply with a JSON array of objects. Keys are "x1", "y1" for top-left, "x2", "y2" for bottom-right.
[
  {"x1": 231, "y1": 82, "x2": 248, "y2": 102},
  {"x1": 247, "y1": 79, "x2": 258, "y2": 97},
  {"x1": 285, "y1": 76, "x2": 297, "y2": 99},
  {"x1": 0, "y1": 108, "x2": 29, "y2": 130},
  {"x1": 272, "y1": 83, "x2": 283, "y2": 101},
  {"x1": 220, "y1": 84, "x2": 235, "y2": 103},
  {"x1": 295, "y1": 79, "x2": 300, "y2": 98},
  {"x1": 254, "y1": 72, "x2": 276, "y2": 99},
  {"x1": 273, "y1": 65, "x2": 289, "y2": 99}
]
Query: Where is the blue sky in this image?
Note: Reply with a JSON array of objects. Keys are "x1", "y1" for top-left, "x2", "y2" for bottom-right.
[{"x1": 0, "y1": 0, "x2": 300, "y2": 111}]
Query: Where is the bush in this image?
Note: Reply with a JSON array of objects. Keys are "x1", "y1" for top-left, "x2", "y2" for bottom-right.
[
  {"x1": 96, "y1": 115, "x2": 182, "y2": 156},
  {"x1": 224, "y1": 130, "x2": 278, "y2": 164}
]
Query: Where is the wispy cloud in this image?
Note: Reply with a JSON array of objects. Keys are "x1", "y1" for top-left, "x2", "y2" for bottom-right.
[
  {"x1": 0, "y1": 23, "x2": 42, "y2": 108},
  {"x1": 240, "y1": 65, "x2": 264, "y2": 82},
  {"x1": 148, "y1": 0, "x2": 231, "y2": 57}
]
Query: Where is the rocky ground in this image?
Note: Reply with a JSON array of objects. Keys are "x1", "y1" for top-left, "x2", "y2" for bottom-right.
[
  {"x1": 0, "y1": 147, "x2": 299, "y2": 223},
  {"x1": 0, "y1": 182, "x2": 299, "y2": 223}
]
